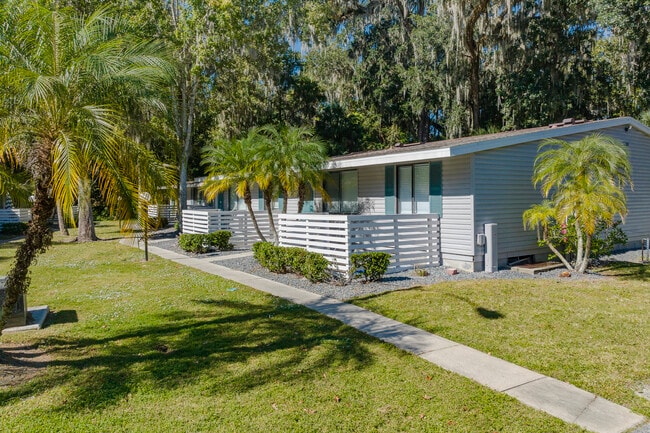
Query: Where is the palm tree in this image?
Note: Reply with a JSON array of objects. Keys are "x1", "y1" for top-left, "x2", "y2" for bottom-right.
[
  {"x1": 523, "y1": 133, "x2": 632, "y2": 273},
  {"x1": 201, "y1": 129, "x2": 268, "y2": 243},
  {"x1": 259, "y1": 125, "x2": 328, "y2": 214},
  {"x1": 0, "y1": 1, "x2": 175, "y2": 328}
]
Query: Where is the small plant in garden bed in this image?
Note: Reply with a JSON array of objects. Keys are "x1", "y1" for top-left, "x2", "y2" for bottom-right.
[
  {"x1": 252, "y1": 242, "x2": 330, "y2": 283},
  {"x1": 413, "y1": 265, "x2": 430, "y2": 277},
  {"x1": 350, "y1": 252, "x2": 391, "y2": 282}
]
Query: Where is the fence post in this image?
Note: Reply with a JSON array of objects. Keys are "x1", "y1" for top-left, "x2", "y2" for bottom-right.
[
  {"x1": 242, "y1": 214, "x2": 249, "y2": 246},
  {"x1": 393, "y1": 215, "x2": 400, "y2": 266},
  {"x1": 345, "y1": 215, "x2": 351, "y2": 274}
]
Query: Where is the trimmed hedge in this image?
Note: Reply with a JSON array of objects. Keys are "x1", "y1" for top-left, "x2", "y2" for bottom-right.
[
  {"x1": 178, "y1": 231, "x2": 233, "y2": 254},
  {"x1": 1, "y1": 222, "x2": 29, "y2": 236},
  {"x1": 253, "y1": 242, "x2": 330, "y2": 283},
  {"x1": 207, "y1": 231, "x2": 234, "y2": 251},
  {"x1": 350, "y1": 252, "x2": 391, "y2": 282},
  {"x1": 179, "y1": 234, "x2": 210, "y2": 253}
]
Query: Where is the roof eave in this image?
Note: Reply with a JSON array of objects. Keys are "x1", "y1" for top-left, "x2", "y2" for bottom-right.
[
  {"x1": 325, "y1": 117, "x2": 650, "y2": 170},
  {"x1": 449, "y1": 117, "x2": 648, "y2": 157},
  {"x1": 326, "y1": 147, "x2": 451, "y2": 170}
]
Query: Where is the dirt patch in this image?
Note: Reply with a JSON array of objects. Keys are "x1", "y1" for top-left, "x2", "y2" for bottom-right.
[
  {"x1": 0, "y1": 343, "x2": 51, "y2": 387},
  {"x1": 636, "y1": 381, "x2": 650, "y2": 401}
]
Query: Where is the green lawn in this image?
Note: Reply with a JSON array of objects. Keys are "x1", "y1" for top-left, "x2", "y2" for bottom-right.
[
  {"x1": 351, "y1": 269, "x2": 650, "y2": 420},
  {"x1": 0, "y1": 223, "x2": 587, "y2": 432}
]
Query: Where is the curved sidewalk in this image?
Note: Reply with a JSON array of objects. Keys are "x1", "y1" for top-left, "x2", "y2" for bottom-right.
[{"x1": 126, "y1": 240, "x2": 646, "y2": 433}]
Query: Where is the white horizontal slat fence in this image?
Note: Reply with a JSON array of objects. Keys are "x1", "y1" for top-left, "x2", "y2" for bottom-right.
[
  {"x1": 279, "y1": 213, "x2": 441, "y2": 273},
  {"x1": 0, "y1": 208, "x2": 31, "y2": 225},
  {"x1": 148, "y1": 205, "x2": 177, "y2": 222},
  {"x1": 181, "y1": 209, "x2": 278, "y2": 247}
]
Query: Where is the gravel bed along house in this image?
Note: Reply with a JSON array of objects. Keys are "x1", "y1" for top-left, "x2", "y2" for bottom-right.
[
  {"x1": 147, "y1": 229, "x2": 646, "y2": 301},
  {"x1": 212, "y1": 254, "x2": 607, "y2": 301}
]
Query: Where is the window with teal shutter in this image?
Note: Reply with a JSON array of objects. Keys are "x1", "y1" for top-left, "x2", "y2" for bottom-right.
[
  {"x1": 429, "y1": 161, "x2": 442, "y2": 215},
  {"x1": 385, "y1": 165, "x2": 396, "y2": 214},
  {"x1": 217, "y1": 192, "x2": 224, "y2": 210},
  {"x1": 302, "y1": 185, "x2": 314, "y2": 213}
]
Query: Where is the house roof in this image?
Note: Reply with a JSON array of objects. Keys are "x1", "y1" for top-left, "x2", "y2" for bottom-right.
[{"x1": 326, "y1": 117, "x2": 650, "y2": 170}]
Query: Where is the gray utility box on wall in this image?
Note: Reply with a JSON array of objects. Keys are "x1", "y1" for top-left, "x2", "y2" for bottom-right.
[{"x1": 0, "y1": 277, "x2": 27, "y2": 329}]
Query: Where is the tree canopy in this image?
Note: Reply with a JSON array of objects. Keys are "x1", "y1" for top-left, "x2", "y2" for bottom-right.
[{"x1": 88, "y1": 0, "x2": 650, "y2": 170}]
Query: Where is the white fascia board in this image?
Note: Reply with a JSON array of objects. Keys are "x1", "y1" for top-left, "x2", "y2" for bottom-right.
[
  {"x1": 627, "y1": 117, "x2": 650, "y2": 137},
  {"x1": 449, "y1": 117, "x2": 641, "y2": 157},
  {"x1": 326, "y1": 147, "x2": 450, "y2": 170}
]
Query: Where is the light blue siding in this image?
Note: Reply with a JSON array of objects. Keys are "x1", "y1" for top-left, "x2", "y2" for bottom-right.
[{"x1": 440, "y1": 155, "x2": 475, "y2": 268}]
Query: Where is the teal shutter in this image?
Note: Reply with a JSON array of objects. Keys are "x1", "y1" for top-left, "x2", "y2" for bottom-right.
[
  {"x1": 258, "y1": 186, "x2": 264, "y2": 211},
  {"x1": 217, "y1": 192, "x2": 224, "y2": 210},
  {"x1": 302, "y1": 186, "x2": 314, "y2": 213},
  {"x1": 385, "y1": 165, "x2": 396, "y2": 215},
  {"x1": 429, "y1": 161, "x2": 442, "y2": 215}
]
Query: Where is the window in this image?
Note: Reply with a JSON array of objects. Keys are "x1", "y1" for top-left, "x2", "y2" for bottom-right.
[
  {"x1": 217, "y1": 187, "x2": 242, "y2": 211},
  {"x1": 324, "y1": 170, "x2": 358, "y2": 214},
  {"x1": 397, "y1": 163, "x2": 430, "y2": 214},
  {"x1": 228, "y1": 187, "x2": 242, "y2": 210}
]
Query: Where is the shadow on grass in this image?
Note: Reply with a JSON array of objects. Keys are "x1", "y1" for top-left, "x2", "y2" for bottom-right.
[
  {"x1": 0, "y1": 298, "x2": 372, "y2": 413},
  {"x1": 351, "y1": 286, "x2": 426, "y2": 303},
  {"x1": 446, "y1": 294, "x2": 505, "y2": 320},
  {"x1": 596, "y1": 261, "x2": 650, "y2": 281},
  {"x1": 47, "y1": 310, "x2": 79, "y2": 326}
]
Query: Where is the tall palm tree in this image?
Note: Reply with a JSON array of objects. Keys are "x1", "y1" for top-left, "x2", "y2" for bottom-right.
[
  {"x1": 523, "y1": 133, "x2": 632, "y2": 273},
  {"x1": 0, "y1": 0, "x2": 175, "y2": 328},
  {"x1": 201, "y1": 129, "x2": 268, "y2": 243}
]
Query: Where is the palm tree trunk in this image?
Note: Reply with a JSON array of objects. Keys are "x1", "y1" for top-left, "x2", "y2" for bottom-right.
[
  {"x1": 281, "y1": 187, "x2": 288, "y2": 214},
  {"x1": 574, "y1": 219, "x2": 584, "y2": 270},
  {"x1": 56, "y1": 201, "x2": 69, "y2": 236},
  {"x1": 77, "y1": 176, "x2": 97, "y2": 242},
  {"x1": 546, "y1": 241, "x2": 575, "y2": 271},
  {"x1": 297, "y1": 182, "x2": 306, "y2": 214},
  {"x1": 263, "y1": 189, "x2": 278, "y2": 244},
  {"x1": 577, "y1": 235, "x2": 592, "y2": 273},
  {"x1": 1, "y1": 144, "x2": 55, "y2": 330},
  {"x1": 243, "y1": 187, "x2": 267, "y2": 243}
]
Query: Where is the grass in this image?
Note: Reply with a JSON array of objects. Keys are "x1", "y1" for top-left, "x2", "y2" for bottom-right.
[
  {"x1": 351, "y1": 270, "x2": 650, "y2": 420},
  {"x1": 0, "y1": 223, "x2": 588, "y2": 432}
]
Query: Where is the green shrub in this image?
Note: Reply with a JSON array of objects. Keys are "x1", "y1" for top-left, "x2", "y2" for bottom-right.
[
  {"x1": 298, "y1": 252, "x2": 330, "y2": 283},
  {"x1": 151, "y1": 217, "x2": 169, "y2": 229},
  {"x1": 283, "y1": 247, "x2": 307, "y2": 273},
  {"x1": 178, "y1": 234, "x2": 209, "y2": 254},
  {"x1": 207, "y1": 230, "x2": 234, "y2": 251},
  {"x1": 253, "y1": 242, "x2": 330, "y2": 282},
  {"x1": 1, "y1": 222, "x2": 28, "y2": 236},
  {"x1": 350, "y1": 252, "x2": 391, "y2": 282},
  {"x1": 543, "y1": 217, "x2": 628, "y2": 261},
  {"x1": 252, "y1": 242, "x2": 288, "y2": 273}
]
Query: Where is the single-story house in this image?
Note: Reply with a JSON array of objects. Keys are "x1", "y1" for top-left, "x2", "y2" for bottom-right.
[
  {"x1": 184, "y1": 116, "x2": 650, "y2": 272},
  {"x1": 313, "y1": 116, "x2": 650, "y2": 271}
]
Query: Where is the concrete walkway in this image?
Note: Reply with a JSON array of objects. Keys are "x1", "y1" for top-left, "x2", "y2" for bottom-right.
[{"x1": 125, "y1": 239, "x2": 646, "y2": 433}]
